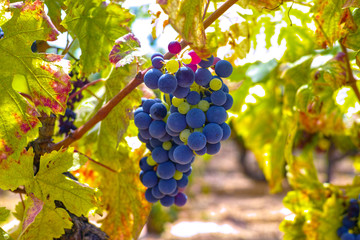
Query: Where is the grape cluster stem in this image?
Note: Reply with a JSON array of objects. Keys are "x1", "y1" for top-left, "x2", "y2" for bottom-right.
[{"x1": 50, "y1": 0, "x2": 239, "y2": 153}]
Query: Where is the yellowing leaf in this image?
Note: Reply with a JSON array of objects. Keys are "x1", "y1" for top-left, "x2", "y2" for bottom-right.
[
  {"x1": 0, "y1": 207, "x2": 10, "y2": 223},
  {"x1": 0, "y1": 0, "x2": 71, "y2": 161},
  {"x1": 62, "y1": 0, "x2": 134, "y2": 74},
  {"x1": 109, "y1": 33, "x2": 141, "y2": 67},
  {"x1": 159, "y1": 0, "x2": 210, "y2": 58}
]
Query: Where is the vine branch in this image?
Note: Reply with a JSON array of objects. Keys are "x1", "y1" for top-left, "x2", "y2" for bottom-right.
[
  {"x1": 340, "y1": 43, "x2": 360, "y2": 103},
  {"x1": 68, "y1": 79, "x2": 105, "y2": 101},
  {"x1": 50, "y1": 0, "x2": 239, "y2": 152}
]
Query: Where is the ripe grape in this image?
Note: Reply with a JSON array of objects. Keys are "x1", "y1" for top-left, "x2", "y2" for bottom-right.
[
  {"x1": 174, "y1": 192, "x2": 187, "y2": 206},
  {"x1": 195, "y1": 68, "x2": 212, "y2": 86},
  {"x1": 159, "y1": 178, "x2": 177, "y2": 194},
  {"x1": 206, "y1": 106, "x2": 227, "y2": 124},
  {"x1": 160, "y1": 195, "x2": 175, "y2": 207},
  {"x1": 142, "y1": 99, "x2": 157, "y2": 113},
  {"x1": 158, "y1": 74, "x2": 177, "y2": 93},
  {"x1": 152, "y1": 56, "x2": 164, "y2": 69},
  {"x1": 173, "y1": 145, "x2": 194, "y2": 164},
  {"x1": 186, "y1": 91, "x2": 201, "y2": 105},
  {"x1": 134, "y1": 112, "x2": 152, "y2": 130},
  {"x1": 203, "y1": 123, "x2": 223, "y2": 144},
  {"x1": 142, "y1": 170, "x2": 158, "y2": 188},
  {"x1": 152, "y1": 185, "x2": 165, "y2": 199},
  {"x1": 145, "y1": 188, "x2": 158, "y2": 203},
  {"x1": 150, "y1": 102, "x2": 167, "y2": 120},
  {"x1": 152, "y1": 147, "x2": 169, "y2": 163},
  {"x1": 149, "y1": 120, "x2": 166, "y2": 138},
  {"x1": 144, "y1": 69, "x2": 162, "y2": 89},
  {"x1": 157, "y1": 161, "x2": 176, "y2": 179},
  {"x1": 175, "y1": 67, "x2": 195, "y2": 87},
  {"x1": 187, "y1": 132, "x2": 207, "y2": 151},
  {"x1": 206, "y1": 142, "x2": 221, "y2": 155},
  {"x1": 173, "y1": 85, "x2": 190, "y2": 98},
  {"x1": 198, "y1": 55, "x2": 214, "y2": 68},
  {"x1": 167, "y1": 112, "x2": 187, "y2": 132},
  {"x1": 186, "y1": 108, "x2": 205, "y2": 128},
  {"x1": 211, "y1": 90, "x2": 227, "y2": 106},
  {"x1": 215, "y1": 60, "x2": 233, "y2": 78}
]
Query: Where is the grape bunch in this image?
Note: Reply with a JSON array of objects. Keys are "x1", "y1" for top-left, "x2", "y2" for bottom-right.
[
  {"x1": 58, "y1": 70, "x2": 89, "y2": 135},
  {"x1": 134, "y1": 41, "x2": 233, "y2": 207},
  {"x1": 337, "y1": 198, "x2": 360, "y2": 240}
]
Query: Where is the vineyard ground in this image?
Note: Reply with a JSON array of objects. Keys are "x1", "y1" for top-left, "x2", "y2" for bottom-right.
[{"x1": 0, "y1": 139, "x2": 355, "y2": 239}]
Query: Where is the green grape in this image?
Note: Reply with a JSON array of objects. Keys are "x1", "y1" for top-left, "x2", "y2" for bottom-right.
[
  {"x1": 210, "y1": 78, "x2": 222, "y2": 91},
  {"x1": 172, "y1": 97, "x2": 184, "y2": 107},
  {"x1": 162, "y1": 141, "x2": 172, "y2": 150},
  {"x1": 182, "y1": 55, "x2": 192, "y2": 64},
  {"x1": 166, "y1": 59, "x2": 180, "y2": 74},
  {"x1": 178, "y1": 102, "x2": 190, "y2": 114},
  {"x1": 180, "y1": 129, "x2": 191, "y2": 143},
  {"x1": 198, "y1": 100, "x2": 210, "y2": 111},
  {"x1": 174, "y1": 170, "x2": 183, "y2": 180},
  {"x1": 147, "y1": 155, "x2": 157, "y2": 166}
]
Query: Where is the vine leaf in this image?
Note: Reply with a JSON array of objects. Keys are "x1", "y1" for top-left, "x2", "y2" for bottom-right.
[
  {"x1": 44, "y1": 0, "x2": 66, "y2": 32},
  {"x1": 0, "y1": 208, "x2": 10, "y2": 223},
  {"x1": 342, "y1": 9, "x2": 360, "y2": 51},
  {"x1": 62, "y1": 0, "x2": 134, "y2": 74},
  {"x1": 313, "y1": 0, "x2": 356, "y2": 48},
  {"x1": 0, "y1": 228, "x2": 13, "y2": 240},
  {"x1": 158, "y1": 0, "x2": 210, "y2": 58},
  {"x1": 74, "y1": 65, "x2": 151, "y2": 239},
  {"x1": 109, "y1": 33, "x2": 141, "y2": 67},
  {"x1": 343, "y1": 0, "x2": 360, "y2": 7},
  {"x1": 17, "y1": 196, "x2": 72, "y2": 240},
  {"x1": 0, "y1": 148, "x2": 100, "y2": 217},
  {"x1": 0, "y1": 0, "x2": 71, "y2": 161}
]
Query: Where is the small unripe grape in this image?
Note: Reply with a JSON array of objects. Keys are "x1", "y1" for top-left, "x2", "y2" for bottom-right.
[
  {"x1": 180, "y1": 129, "x2": 191, "y2": 143},
  {"x1": 172, "y1": 97, "x2": 184, "y2": 107},
  {"x1": 178, "y1": 102, "x2": 190, "y2": 114},
  {"x1": 210, "y1": 78, "x2": 222, "y2": 91},
  {"x1": 146, "y1": 155, "x2": 157, "y2": 166},
  {"x1": 198, "y1": 100, "x2": 210, "y2": 112},
  {"x1": 162, "y1": 141, "x2": 172, "y2": 150},
  {"x1": 166, "y1": 59, "x2": 180, "y2": 74},
  {"x1": 174, "y1": 171, "x2": 183, "y2": 180}
]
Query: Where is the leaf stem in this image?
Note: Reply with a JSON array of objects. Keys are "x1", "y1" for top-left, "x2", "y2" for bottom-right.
[
  {"x1": 50, "y1": 0, "x2": 239, "y2": 152},
  {"x1": 340, "y1": 43, "x2": 360, "y2": 103},
  {"x1": 75, "y1": 151, "x2": 118, "y2": 173},
  {"x1": 202, "y1": 0, "x2": 211, "y2": 21},
  {"x1": 62, "y1": 37, "x2": 76, "y2": 56},
  {"x1": 68, "y1": 79, "x2": 105, "y2": 101}
]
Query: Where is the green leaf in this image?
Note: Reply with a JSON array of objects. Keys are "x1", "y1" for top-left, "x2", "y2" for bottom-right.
[
  {"x1": 0, "y1": 0, "x2": 71, "y2": 160},
  {"x1": 18, "y1": 195, "x2": 72, "y2": 240},
  {"x1": 0, "y1": 228, "x2": 13, "y2": 240},
  {"x1": 319, "y1": 53, "x2": 348, "y2": 90},
  {"x1": 246, "y1": 59, "x2": 277, "y2": 83},
  {"x1": 0, "y1": 149, "x2": 100, "y2": 217},
  {"x1": 0, "y1": 207, "x2": 10, "y2": 223},
  {"x1": 44, "y1": 0, "x2": 66, "y2": 32},
  {"x1": 312, "y1": 0, "x2": 353, "y2": 48},
  {"x1": 342, "y1": 9, "x2": 360, "y2": 51},
  {"x1": 62, "y1": 0, "x2": 134, "y2": 74},
  {"x1": 109, "y1": 33, "x2": 141, "y2": 67},
  {"x1": 159, "y1": 0, "x2": 210, "y2": 58}
]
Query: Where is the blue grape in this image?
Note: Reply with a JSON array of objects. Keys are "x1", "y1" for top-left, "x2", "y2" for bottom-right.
[
  {"x1": 195, "y1": 147, "x2": 207, "y2": 155},
  {"x1": 175, "y1": 192, "x2": 187, "y2": 207},
  {"x1": 142, "y1": 170, "x2": 158, "y2": 188},
  {"x1": 203, "y1": 123, "x2": 223, "y2": 144},
  {"x1": 170, "y1": 105, "x2": 178, "y2": 113},
  {"x1": 150, "y1": 102, "x2": 167, "y2": 120},
  {"x1": 137, "y1": 132, "x2": 149, "y2": 143},
  {"x1": 167, "y1": 112, "x2": 187, "y2": 132},
  {"x1": 342, "y1": 216, "x2": 356, "y2": 228},
  {"x1": 172, "y1": 136, "x2": 184, "y2": 145},
  {"x1": 166, "y1": 125, "x2": 180, "y2": 137},
  {"x1": 223, "y1": 93, "x2": 233, "y2": 110},
  {"x1": 139, "y1": 129, "x2": 151, "y2": 140},
  {"x1": 134, "y1": 112, "x2": 152, "y2": 130},
  {"x1": 173, "y1": 85, "x2": 190, "y2": 98},
  {"x1": 149, "y1": 120, "x2": 166, "y2": 138},
  {"x1": 0, "y1": 28, "x2": 4, "y2": 39},
  {"x1": 152, "y1": 56, "x2": 164, "y2": 69},
  {"x1": 175, "y1": 67, "x2": 195, "y2": 87},
  {"x1": 169, "y1": 188, "x2": 179, "y2": 197},
  {"x1": 187, "y1": 132, "x2": 207, "y2": 151},
  {"x1": 341, "y1": 233, "x2": 355, "y2": 240},
  {"x1": 186, "y1": 91, "x2": 201, "y2": 105},
  {"x1": 175, "y1": 162, "x2": 192, "y2": 172},
  {"x1": 211, "y1": 90, "x2": 227, "y2": 106},
  {"x1": 152, "y1": 185, "x2": 165, "y2": 199},
  {"x1": 159, "y1": 178, "x2": 177, "y2": 194},
  {"x1": 198, "y1": 55, "x2": 214, "y2": 68},
  {"x1": 145, "y1": 188, "x2": 158, "y2": 203},
  {"x1": 134, "y1": 107, "x2": 143, "y2": 117},
  {"x1": 159, "y1": 133, "x2": 172, "y2": 142},
  {"x1": 160, "y1": 195, "x2": 175, "y2": 207},
  {"x1": 151, "y1": 53, "x2": 163, "y2": 60},
  {"x1": 215, "y1": 60, "x2": 233, "y2": 78},
  {"x1": 337, "y1": 226, "x2": 349, "y2": 237},
  {"x1": 184, "y1": 167, "x2": 192, "y2": 176},
  {"x1": 220, "y1": 122, "x2": 231, "y2": 141},
  {"x1": 144, "y1": 69, "x2": 162, "y2": 89},
  {"x1": 152, "y1": 147, "x2": 168, "y2": 163},
  {"x1": 177, "y1": 175, "x2": 189, "y2": 188},
  {"x1": 222, "y1": 84, "x2": 229, "y2": 93},
  {"x1": 206, "y1": 106, "x2": 227, "y2": 124},
  {"x1": 146, "y1": 143, "x2": 154, "y2": 151},
  {"x1": 142, "y1": 99, "x2": 157, "y2": 113},
  {"x1": 139, "y1": 157, "x2": 153, "y2": 172},
  {"x1": 150, "y1": 138, "x2": 163, "y2": 148},
  {"x1": 195, "y1": 68, "x2": 212, "y2": 86},
  {"x1": 168, "y1": 145, "x2": 177, "y2": 161},
  {"x1": 157, "y1": 161, "x2": 176, "y2": 179},
  {"x1": 186, "y1": 108, "x2": 205, "y2": 128},
  {"x1": 207, "y1": 142, "x2": 221, "y2": 155},
  {"x1": 158, "y1": 74, "x2": 177, "y2": 93},
  {"x1": 139, "y1": 170, "x2": 145, "y2": 182},
  {"x1": 173, "y1": 145, "x2": 194, "y2": 164}
]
